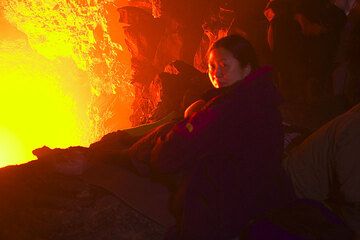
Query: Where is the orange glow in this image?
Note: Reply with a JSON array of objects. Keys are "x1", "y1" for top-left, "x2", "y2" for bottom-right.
[{"x1": 0, "y1": 0, "x2": 133, "y2": 167}]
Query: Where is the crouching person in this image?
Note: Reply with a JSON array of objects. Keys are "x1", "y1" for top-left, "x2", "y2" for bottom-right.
[{"x1": 284, "y1": 103, "x2": 360, "y2": 238}]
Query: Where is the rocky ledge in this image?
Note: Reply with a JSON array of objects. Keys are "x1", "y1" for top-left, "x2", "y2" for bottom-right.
[{"x1": 0, "y1": 160, "x2": 165, "y2": 240}]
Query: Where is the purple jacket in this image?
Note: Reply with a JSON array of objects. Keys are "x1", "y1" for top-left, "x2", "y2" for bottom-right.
[{"x1": 151, "y1": 67, "x2": 295, "y2": 239}]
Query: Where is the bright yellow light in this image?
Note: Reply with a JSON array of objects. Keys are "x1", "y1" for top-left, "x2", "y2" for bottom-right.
[
  {"x1": 0, "y1": 128, "x2": 24, "y2": 167},
  {"x1": 0, "y1": 39, "x2": 90, "y2": 167},
  {"x1": 2, "y1": 0, "x2": 133, "y2": 131},
  {"x1": 0, "y1": 0, "x2": 134, "y2": 168}
]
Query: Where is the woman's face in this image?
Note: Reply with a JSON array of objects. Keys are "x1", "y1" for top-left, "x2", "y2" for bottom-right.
[{"x1": 208, "y1": 47, "x2": 251, "y2": 88}]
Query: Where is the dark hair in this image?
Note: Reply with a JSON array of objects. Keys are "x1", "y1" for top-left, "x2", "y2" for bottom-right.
[{"x1": 208, "y1": 35, "x2": 259, "y2": 69}]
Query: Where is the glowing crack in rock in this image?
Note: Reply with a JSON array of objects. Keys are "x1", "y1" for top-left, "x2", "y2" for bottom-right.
[{"x1": 0, "y1": 0, "x2": 133, "y2": 167}]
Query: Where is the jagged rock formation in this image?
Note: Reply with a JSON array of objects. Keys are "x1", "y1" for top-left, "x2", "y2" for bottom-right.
[{"x1": 119, "y1": 0, "x2": 269, "y2": 126}]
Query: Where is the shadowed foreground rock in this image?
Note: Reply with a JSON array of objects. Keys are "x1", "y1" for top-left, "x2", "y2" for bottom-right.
[{"x1": 0, "y1": 160, "x2": 165, "y2": 240}]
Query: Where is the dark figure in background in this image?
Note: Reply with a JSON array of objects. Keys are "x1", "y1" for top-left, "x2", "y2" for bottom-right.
[
  {"x1": 265, "y1": 0, "x2": 346, "y2": 105},
  {"x1": 264, "y1": 0, "x2": 307, "y2": 102},
  {"x1": 333, "y1": 0, "x2": 360, "y2": 112}
]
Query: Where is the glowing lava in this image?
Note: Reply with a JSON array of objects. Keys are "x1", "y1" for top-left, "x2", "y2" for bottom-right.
[
  {"x1": 0, "y1": 128, "x2": 24, "y2": 166},
  {"x1": 0, "y1": 0, "x2": 133, "y2": 167},
  {"x1": 0, "y1": 39, "x2": 90, "y2": 167}
]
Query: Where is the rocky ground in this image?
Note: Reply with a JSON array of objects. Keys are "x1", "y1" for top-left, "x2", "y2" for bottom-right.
[{"x1": 0, "y1": 160, "x2": 165, "y2": 240}]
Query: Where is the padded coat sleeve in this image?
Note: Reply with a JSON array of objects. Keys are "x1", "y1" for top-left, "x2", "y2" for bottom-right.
[{"x1": 150, "y1": 100, "x2": 224, "y2": 174}]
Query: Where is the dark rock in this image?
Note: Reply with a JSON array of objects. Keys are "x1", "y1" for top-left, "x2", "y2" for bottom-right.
[
  {"x1": 149, "y1": 60, "x2": 211, "y2": 121},
  {"x1": 0, "y1": 160, "x2": 165, "y2": 240},
  {"x1": 117, "y1": 6, "x2": 165, "y2": 126},
  {"x1": 119, "y1": 7, "x2": 164, "y2": 62}
]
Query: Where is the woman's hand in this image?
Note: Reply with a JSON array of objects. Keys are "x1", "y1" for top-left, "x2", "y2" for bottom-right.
[{"x1": 184, "y1": 99, "x2": 206, "y2": 118}]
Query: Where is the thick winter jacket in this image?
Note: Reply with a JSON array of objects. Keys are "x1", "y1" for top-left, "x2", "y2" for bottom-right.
[{"x1": 150, "y1": 66, "x2": 295, "y2": 239}]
